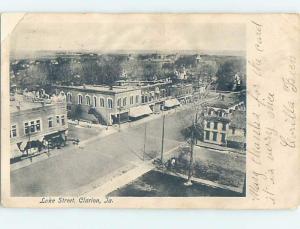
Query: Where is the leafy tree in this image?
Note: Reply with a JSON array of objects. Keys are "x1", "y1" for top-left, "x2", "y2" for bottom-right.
[{"x1": 216, "y1": 58, "x2": 246, "y2": 91}]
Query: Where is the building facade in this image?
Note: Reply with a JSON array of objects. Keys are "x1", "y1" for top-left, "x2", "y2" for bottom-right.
[
  {"x1": 58, "y1": 80, "x2": 184, "y2": 125},
  {"x1": 202, "y1": 92, "x2": 246, "y2": 147},
  {"x1": 58, "y1": 85, "x2": 145, "y2": 125},
  {"x1": 10, "y1": 93, "x2": 68, "y2": 159}
]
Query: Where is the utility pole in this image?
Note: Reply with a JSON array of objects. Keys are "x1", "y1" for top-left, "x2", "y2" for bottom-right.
[
  {"x1": 143, "y1": 123, "x2": 147, "y2": 161},
  {"x1": 118, "y1": 107, "x2": 121, "y2": 132},
  {"x1": 160, "y1": 114, "x2": 165, "y2": 164},
  {"x1": 185, "y1": 113, "x2": 197, "y2": 186}
]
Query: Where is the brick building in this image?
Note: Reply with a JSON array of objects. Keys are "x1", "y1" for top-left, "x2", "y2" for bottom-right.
[{"x1": 10, "y1": 92, "x2": 68, "y2": 160}]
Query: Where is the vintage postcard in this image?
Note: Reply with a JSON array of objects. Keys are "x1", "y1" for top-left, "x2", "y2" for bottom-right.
[{"x1": 1, "y1": 13, "x2": 300, "y2": 208}]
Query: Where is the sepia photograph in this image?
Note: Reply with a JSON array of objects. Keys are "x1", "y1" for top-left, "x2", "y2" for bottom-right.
[
  {"x1": 2, "y1": 13, "x2": 299, "y2": 209},
  {"x1": 7, "y1": 16, "x2": 246, "y2": 198}
]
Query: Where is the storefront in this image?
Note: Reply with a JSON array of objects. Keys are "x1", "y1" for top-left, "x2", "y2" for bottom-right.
[
  {"x1": 111, "y1": 111, "x2": 129, "y2": 124},
  {"x1": 43, "y1": 131, "x2": 67, "y2": 149},
  {"x1": 129, "y1": 105, "x2": 152, "y2": 120}
]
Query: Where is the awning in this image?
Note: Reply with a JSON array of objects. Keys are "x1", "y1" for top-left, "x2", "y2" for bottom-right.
[
  {"x1": 164, "y1": 98, "x2": 180, "y2": 108},
  {"x1": 11, "y1": 144, "x2": 22, "y2": 159},
  {"x1": 129, "y1": 105, "x2": 153, "y2": 118}
]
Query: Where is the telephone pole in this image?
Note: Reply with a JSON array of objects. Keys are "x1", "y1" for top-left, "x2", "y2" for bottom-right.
[
  {"x1": 160, "y1": 114, "x2": 165, "y2": 164},
  {"x1": 143, "y1": 123, "x2": 147, "y2": 161},
  {"x1": 185, "y1": 113, "x2": 197, "y2": 186}
]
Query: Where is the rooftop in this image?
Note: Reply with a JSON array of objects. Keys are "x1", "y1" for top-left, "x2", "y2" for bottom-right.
[
  {"x1": 10, "y1": 93, "x2": 65, "y2": 113},
  {"x1": 57, "y1": 84, "x2": 140, "y2": 93}
]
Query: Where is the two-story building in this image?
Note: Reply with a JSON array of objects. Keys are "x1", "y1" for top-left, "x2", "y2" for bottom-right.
[
  {"x1": 10, "y1": 93, "x2": 68, "y2": 160},
  {"x1": 202, "y1": 92, "x2": 245, "y2": 146},
  {"x1": 115, "y1": 80, "x2": 179, "y2": 113},
  {"x1": 57, "y1": 84, "x2": 153, "y2": 125},
  {"x1": 169, "y1": 83, "x2": 193, "y2": 104}
]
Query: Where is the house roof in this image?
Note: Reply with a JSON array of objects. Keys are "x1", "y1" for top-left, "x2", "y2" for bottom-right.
[{"x1": 230, "y1": 110, "x2": 246, "y2": 129}]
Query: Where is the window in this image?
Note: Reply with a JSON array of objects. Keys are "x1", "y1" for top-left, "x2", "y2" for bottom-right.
[
  {"x1": 48, "y1": 117, "x2": 53, "y2": 128},
  {"x1": 130, "y1": 96, "x2": 134, "y2": 105},
  {"x1": 30, "y1": 121, "x2": 35, "y2": 133},
  {"x1": 10, "y1": 125, "x2": 17, "y2": 138},
  {"x1": 78, "y1": 95, "x2": 83, "y2": 104},
  {"x1": 67, "y1": 93, "x2": 72, "y2": 102},
  {"x1": 100, "y1": 98, "x2": 105, "y2": 107},
  {"x1": 86, "y1": 96, "x2": 91, "y2": 106},
  {"x1": 122, "y1": 97, "x2": 127, "y2": 107},
  {"x1": 24, "y1": 122, "x2": 29, "y2": 135},
  {"x1": 24, "y1": 120, "x2": 41, "y2": 134},
  {"x1": 141, "y1": 95, "x2": 145, "y2": 103},
  {"x1": 232, "y1": 128, "x2": 236, "y2": 135},
  {"x1": 206, "y1": 121, "x2": 210, "y2": 128},
  {"x1": 221, "y1": 133, "x2": 226, "y2": 143},
  {"x1": 36, "y1": 120, "x2": 41, "y2": 131},
  {"x1": 205, "y1": 131, "x2": 210, "y2": 140},
  {"x1": 108, "y1": 98, "x2": 113, "y2": 109},
  {"x1": 213, "y1": 132, "x2": 218, "y2": 141},
  {"x1": 222, "y1": 123, "x2": 227, "y2": 131},
  {"x1": 61, "y1": 115, "x2": 65, "y2": 125},
  {"x1": 136, "y1": 95, "x2": 139, "y2": 103},
  {"x1": 117, "y1": 98, "x2": 121, "y2": 107},
  {"x1": 93, "y1": 96, "x2": 97, "y2": 107},
  {"x1": 214, "y1": 122, "x2": 218, "y2": 130},
  {"x1": 56, "y1": 115, "x2": 60, "y2": 124}
]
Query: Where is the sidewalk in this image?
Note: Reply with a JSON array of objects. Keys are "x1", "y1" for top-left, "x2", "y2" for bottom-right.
[
  {"x1": 155, "y1": 169, "x2": 243, "y2": 193},
  {"x1": 84, "y1": 144, "x2": 182, "y2": 196},
  {"x1": 196, "y1": 141, "x2": 246, "y2": 155}
]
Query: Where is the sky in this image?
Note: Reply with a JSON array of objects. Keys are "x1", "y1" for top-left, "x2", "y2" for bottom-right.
[{"x1": 9, "y1": 14, "x2": 246, "y2": 58}]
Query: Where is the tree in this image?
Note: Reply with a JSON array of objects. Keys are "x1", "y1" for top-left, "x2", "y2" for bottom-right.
[
  {"x1": 72, "y1": 104, "x2": 83, "y2": 120},
  {"x1": 216, "y1": 58, "x2": 246, "y2": 91}
]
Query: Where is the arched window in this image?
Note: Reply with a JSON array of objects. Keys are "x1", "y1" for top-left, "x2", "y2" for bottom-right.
[
  {"x1": 122, "y1": 97, "x2": 127, "y2": 107},
  {"x1": 108, "y1": 98, "x2": 113, "y2": 109},
  {"x1": 117, "y1": 98, "x2": 121, "y2": 107},
  {"x1": 67, "y1": 93, "x2": 72, "y2": 103},
  {"x1": 99, "y1": 98, "x2": 105, "y2": 107},
  {"x1": 93, "y1": 96, "x2": 97, "y2": 107},
  {"x1": 78, "y1": 94, "x2": 83, "y2": 104},
  {"x1": 86, "y1": 95, "x2": 91, "y2": 106}
]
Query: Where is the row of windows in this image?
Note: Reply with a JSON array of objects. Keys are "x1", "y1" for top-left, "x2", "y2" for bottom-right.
[
  {"x1": 72, "y1": 94, "x2": 140, "y2": 109},
  {"x1": 48, "y1": 115, "x2": 65, "y2": 128},
  {"x1": 117, "y1": 95, "x2": 139, "y2": 108},
  {"x1": 206, "y1": 121, "x2": 227, "y2": 131},
  {"x1": 10, "y1": 115, "x2": 66, "y2": 138},
  {"x1": 205, "y1": 131, "x2": 226, "y2": 143}
]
